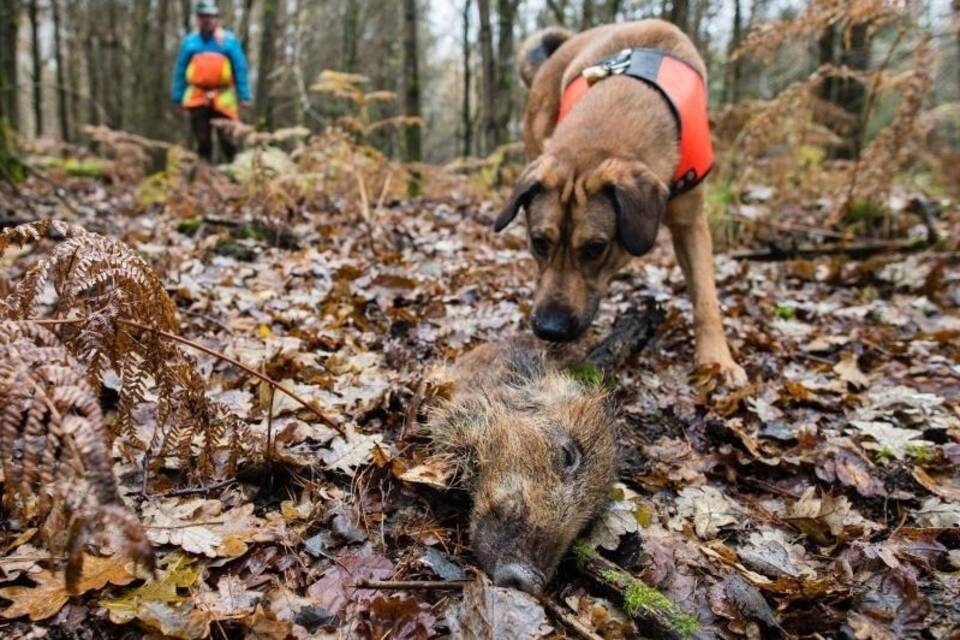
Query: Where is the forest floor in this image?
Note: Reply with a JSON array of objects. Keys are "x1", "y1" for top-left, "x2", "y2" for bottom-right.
[{"x1": 0, "y1": 141, "x2": 959, "y2": 639}]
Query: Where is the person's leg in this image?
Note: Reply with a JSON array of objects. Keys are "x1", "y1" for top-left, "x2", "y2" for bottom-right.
[
  {"x1": 218, "y1": 123, "x2": 237, "y2": 164},
  {"x1": 190, "y1": 107, "x2": 214, "y2": 162}
]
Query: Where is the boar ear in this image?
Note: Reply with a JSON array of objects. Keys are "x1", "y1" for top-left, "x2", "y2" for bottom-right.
[
  {"x1": 494, "y1": 180, "x2": 541, "y2": 232},
  {"x1": 608, "y1": 175, "x2": 668, "y2": 256}
]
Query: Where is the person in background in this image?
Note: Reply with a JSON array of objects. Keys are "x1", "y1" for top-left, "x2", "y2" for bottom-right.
[{"x1": 171, "y1": 0, "x2": 251, "y2": 163}]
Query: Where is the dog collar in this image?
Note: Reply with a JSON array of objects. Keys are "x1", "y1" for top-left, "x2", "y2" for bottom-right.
[{"x1": 557, "y1": 48, "x2": 714, "y2": 197}]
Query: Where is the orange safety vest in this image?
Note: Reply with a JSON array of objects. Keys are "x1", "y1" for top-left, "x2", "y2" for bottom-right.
[
  {"x1": 181, "y1": 51, "x2": 239, "y2": 120},
  {"x1": 558, "y1": 48, "x2": 714, "y2": 197}
]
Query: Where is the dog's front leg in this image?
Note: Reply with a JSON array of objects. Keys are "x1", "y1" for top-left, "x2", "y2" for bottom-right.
[{"x1": 666, "y1": 190, "x2": 747, "y2": 387}]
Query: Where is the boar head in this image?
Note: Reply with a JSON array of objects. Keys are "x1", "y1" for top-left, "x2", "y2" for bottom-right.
[{"x1": 430, "y1": 344, "x2": 617, "y2": 594}]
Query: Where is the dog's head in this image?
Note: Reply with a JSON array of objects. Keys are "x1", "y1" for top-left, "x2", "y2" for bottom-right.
[{"x1": 494, "y1": 155, "x2": 668, "y2": 342}]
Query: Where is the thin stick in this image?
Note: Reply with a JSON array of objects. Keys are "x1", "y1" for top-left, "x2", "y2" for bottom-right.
[
  {"x1": 354, "y1": 579, "x2": 471, "y2": 591},
  {"x1": 156, "y1": 478, "x2": 236, "y2": 498},
  {"x1": 729, "y1": 238, "x2": 936, "y2": 262},
  {"x1": 540, "y1": 597, "x2": 604, "y2": 640},
  {"x1": 352, "y1": 171, "x2": 380, "y2": 259},
  {"x1": 117, "y1": 319, "x2": 344, "y2": 436},
  {"x1": 29, "y1": 316, "x2": 345, "y2": 436}
]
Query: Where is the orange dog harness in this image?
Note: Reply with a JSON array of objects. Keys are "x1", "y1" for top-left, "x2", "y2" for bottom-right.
[{"x1": 557, "y1": 48, "x2": 714, "y2": 197}]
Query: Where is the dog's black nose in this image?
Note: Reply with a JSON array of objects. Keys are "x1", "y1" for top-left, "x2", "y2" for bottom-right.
[{"x1": 532, "y1": 304, "x2": 579, "y2": 342}]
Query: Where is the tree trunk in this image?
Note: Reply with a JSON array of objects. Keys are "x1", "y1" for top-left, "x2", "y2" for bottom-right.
[
  {"x1": 545, "y1": 0, "x2": 567, "y2": 24},
  {"x1": 341, "y1": 0, "x2": 359, "y2": 72},
  {"x1": 581, "y1": 0, "x2": 594, "y2": 29},
  {"x1": 239, "y1": 0, "x2": 254, "y2": 50},
  {"x1": 401, "y1": 0, "x2": 421, "y2": 163},
  {"x1": 955, "y1": 0, "x2": 960, "y2": 100},
  {"x1": 818, "y1": 23, "x2": 870, "y2": 160},
  {"x1": 51, "y1": 0, "x2": 70, "y2": 141},
  {"x1": 461, "y1": 0, "x2": 472, "y2": 157},
  {"x1": 477, "y1": 0, "x2": 496, "y2": 154},
  {"x1": 180, "y1": 0, "x2": 191, "y2": 35},
  {"x1": 28, "y1": 0, "x2": 41, "y2": 136},
  {"x1": 601, "y1": 0, "x2": 622, "y2": 22},
  {"x1": 0, "y1": 0, "x2": 20, "y2": 129},
  {"x1": 146, "y1": 0, "x2": 170, "y2": 140},
  {"x1": 84, "y1": 6, "x2": 102, "y2": 127},
  {"x1": 104, "y1": 1, "x2": 125, "y2": 129},
  {"x1": 493, "y1": 0, "x2": 518, "y2": 148},
  {"x1": 255, "y1": 0, "x2": 278, "y2": 129},
  {"x1": 668, "y1": 0, "x2": 689, "y2": 34},
  {"x1": 838, "y1": 22, "x2": 869, "y2": 159},
  {"x1": 723, "y1": 0, "x2": 743, "y2": 104}
]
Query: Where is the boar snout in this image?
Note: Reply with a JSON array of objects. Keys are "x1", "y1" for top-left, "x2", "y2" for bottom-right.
[
  {"x1": 471, "y1": 493, "x2": 552, "y2": 595},
  {"x1": 494, "y1": 563, "x2": 545, "y2": 594}
]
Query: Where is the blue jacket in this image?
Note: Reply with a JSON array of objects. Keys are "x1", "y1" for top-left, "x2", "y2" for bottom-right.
[{"x1": 171, "y1": 30, "x2": 251, "y2": 104}]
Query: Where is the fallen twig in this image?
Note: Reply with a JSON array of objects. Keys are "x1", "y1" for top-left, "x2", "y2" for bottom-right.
[
  {"x1": 540, "y1": 596, "x2": 605, "y2": 640},
  {"x1": 155, "y1": 478, "x2": 237, "y2": 498},
  {"x1": 729, "y1": 238, "x2": 935, "y2": 262},
  {"x1": 355, "y1": 579, "x2": 470, "y2": 590},
  {"x1": 30, "y1": 316, "x2": 345, "y2": 436},
  {"x1": 573, "y1": 543, "x2": 699, "y2": 640},
  {"x1": 586, "y1": 299, "x2": 665, "y2": 372}
]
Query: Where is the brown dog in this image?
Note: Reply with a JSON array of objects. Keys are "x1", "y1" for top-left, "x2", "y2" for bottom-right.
[{"x1": 497, "y1": 19, "x2": 746, "y2": 385}]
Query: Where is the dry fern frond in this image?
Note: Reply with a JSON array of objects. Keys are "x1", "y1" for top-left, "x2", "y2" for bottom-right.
[
  {"x1": 843, "y1": 34, "x2": 934, "y2": 207},
  {"x1": 0, "y1": 320, "x2": 154, "y2": 592},
  {"x1": 733, "y1": 0, "x2": 906, "y2": 62},
  {"x1": 0, "y1": 221, "x2": 254, "y2": 476}
]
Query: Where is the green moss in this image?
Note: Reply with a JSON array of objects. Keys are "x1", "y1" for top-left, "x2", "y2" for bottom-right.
[
  {"x1": 63, "y1": 157, "x2": 106, "y2": 177},
  {"x1": 572, "y1": 540, "x2": 597, "y2": 566},
  {"x1": 775, "y1": 303, "x2": 796, "y2": 320},
  {"x1": 234, "y1": 223, "x2": 265, "y2": 241},
  {"x1": 601, "y1": 569, "x2": 700, "y2": 638},
  {"x1": 874, "y1": 446, "x2": 896, "y2": 463},
  {"x1": 568, "y1": 362, "x2": 604, "y2": 388},
  {"x1": 36, "y1": 156, "x2": 106, "y2": 178},
  {"x1": 176, "y1": 217, "x2": 202, "y2": 236},
  {"x1": 136, "y1": 172, "x2": 169, "y2": 207},
  {"x1": 906, "y1": 443, "x2": 933, "y2": 465}
]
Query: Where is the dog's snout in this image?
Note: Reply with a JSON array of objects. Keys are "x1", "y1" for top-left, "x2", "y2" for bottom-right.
[
  {"x1": 532, "y1": 304, "x2": 580, "y2": 342},
  {"x1": 493, "y1": 562, "x2": 545, "y2": 594}
]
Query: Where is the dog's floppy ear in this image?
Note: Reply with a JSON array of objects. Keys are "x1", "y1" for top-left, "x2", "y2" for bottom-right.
[
  {"x1": 494, "y1": 179, "x2": 541, "y2": 232},
  {"x1": 608, "y1": 174, "x2": 668, "y2": 256}
]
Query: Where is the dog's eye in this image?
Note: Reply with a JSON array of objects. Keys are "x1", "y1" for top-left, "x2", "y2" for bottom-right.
[
  {"x1": 561, "y1": 440, "x2": 582, "y2": 475},
  {"x1": 580, "y1": 241, "x2": 608, "y2": 261},
  {"x1": 531, "y1": 235, "x2": 551, "y2": 259}
]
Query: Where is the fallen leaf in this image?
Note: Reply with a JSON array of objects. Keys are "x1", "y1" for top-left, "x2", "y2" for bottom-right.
[
  {"x1": 0, "y1": 554, "x2": 136, "y2": 621},
  {"x1": 445, "y1": 574, "x2": 552, "y2": 640},
  {"x1": 849, "y1": 420, "x2": 932, "y2": 461},
  {"x1": 834, "y1": 352, "x2": 871, "y2": 388},
  {"x1": 142, "y1": 499, "x2": 278, "y2": 558},
  {"x1": 306, "y1": 544, "x2": 394, "y2": 616},
  {"x1": 584, "y1": 483, "x2": 644, "y2": 550},
  {"x1": 320, "y1": 428, "x2": 384, "y2": 475},
  {"x1": 914, "y1": 497, "x2": 960, "y2": 528},
  {"x1": 398, "y1": 456, "x2": 455, "y2": 489},
  {"x1": 669, "y1": 486, "x2": 740, "y2": 539}
]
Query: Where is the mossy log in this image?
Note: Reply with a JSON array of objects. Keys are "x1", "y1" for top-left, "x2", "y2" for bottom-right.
[{"x1": 573, "y1": 542, "x2": 700, "y2": 640}]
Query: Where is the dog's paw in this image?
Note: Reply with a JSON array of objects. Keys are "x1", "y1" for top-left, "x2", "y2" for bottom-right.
[
  {"x1": 695, "y1": 357, "x2": 748, "y2": 389},
  {"x1": 718, "y1": 361, "x2": 748, "y2": 388}
]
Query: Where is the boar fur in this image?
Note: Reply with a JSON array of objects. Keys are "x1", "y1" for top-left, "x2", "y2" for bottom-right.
[{"x1": 429, "y1": 336, "x2": 617, "y2": 594}]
